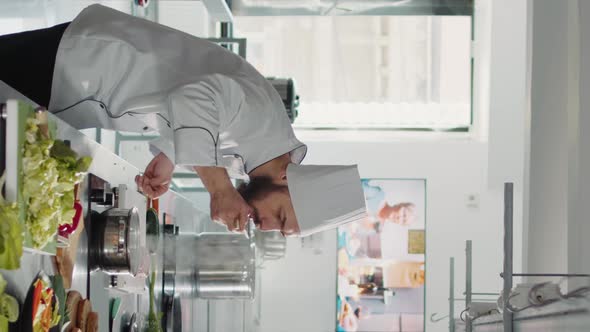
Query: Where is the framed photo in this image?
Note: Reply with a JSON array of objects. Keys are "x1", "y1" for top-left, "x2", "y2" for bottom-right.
[{"x1": 337, "y1": 179, "x2": 426, "y2": 332}]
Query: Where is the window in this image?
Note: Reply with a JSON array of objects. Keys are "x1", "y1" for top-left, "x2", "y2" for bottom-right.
[{"x1": 233, "y1": 15, "x2": 472, "y2": 130}]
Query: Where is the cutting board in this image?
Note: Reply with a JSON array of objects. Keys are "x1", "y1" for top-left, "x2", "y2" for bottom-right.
[{"x1": 5, "y1": 100, "x2": 58, "y2": 254}]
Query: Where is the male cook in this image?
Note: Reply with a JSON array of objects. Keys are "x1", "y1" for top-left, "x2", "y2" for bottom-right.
[{"x1": 0, "y1": 4, "x2": 366, "y2": 236}]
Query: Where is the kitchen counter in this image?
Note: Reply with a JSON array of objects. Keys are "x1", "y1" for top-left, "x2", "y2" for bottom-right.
[{"x1": 0, "y1": 98, "x2": 211, "y2": 332}]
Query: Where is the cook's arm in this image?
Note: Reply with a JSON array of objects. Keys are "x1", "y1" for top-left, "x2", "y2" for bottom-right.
[
  {"x1": 144, "y1": 78, "x2": 222, "y2": 197},
  {"x1": 194, "y1": 166, "x2": 252, "y2": 231},
  {"x1": 147, "y1": 75, "x2": 252, "y2": 230},
  {"x1": 150, "y1": 74, "x2": 249, "y2": 169},
  {"x1": 167, "y1": 79, "x2": 222, "y2": 167}
]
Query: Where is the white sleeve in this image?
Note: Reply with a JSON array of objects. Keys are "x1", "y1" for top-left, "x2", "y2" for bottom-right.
[
  {"x1": 149, "y1": 135, "x2": 175, "y2": 162},
  {"x1": 166, "y1": 76, "x2": 226, "y2": 167}
]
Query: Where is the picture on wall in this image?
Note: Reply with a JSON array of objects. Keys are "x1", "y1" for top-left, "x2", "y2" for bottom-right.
[{"x1": 337, "y1": 179, "x2": 426, "y2": 332}]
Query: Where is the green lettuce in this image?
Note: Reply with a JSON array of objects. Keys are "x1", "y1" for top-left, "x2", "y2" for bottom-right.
[
  {"x1": 0, "y1": 173, "x2": 23, "y2": 270},
  {"x1": 22, "y1": 116, "x2": 92, "y2": 249},
  {"x1": 0, "y1": 273, "x2": 19, "y2": 325}
]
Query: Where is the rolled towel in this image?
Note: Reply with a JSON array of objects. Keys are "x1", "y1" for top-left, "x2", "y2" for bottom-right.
[{"x1": 529, "y1": 282, "x2": 561, "y2": 306}]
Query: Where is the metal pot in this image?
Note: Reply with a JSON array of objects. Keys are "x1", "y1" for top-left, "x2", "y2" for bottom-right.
[
  {"x1": 174, "y1": 233, "x2": 256, "y2": 299},
  {"x1": 90, "y1": 207, "x2": 141, "y2": 275}
]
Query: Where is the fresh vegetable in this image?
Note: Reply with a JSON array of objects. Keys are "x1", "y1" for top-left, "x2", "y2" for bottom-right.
[
  {"x1": 0, "y1": 172, "x2": 23, "y2": 270},
  {"x1": 31, "y1": 276, "x2": 59, "y2": 332},
  {"x1": 21, "y1": 116, "x2": 92, "y2": 248},
  {"x1": 31, "y1": 280, "x2": 43, "y2": 321},
  {"x1": 146, "y1": 270, "x2": 163, "y2": 332},
  {"x1": 58, "y1": 184, "x2": 83, "y2": 238},
  {"x1": 49, "y1": 275, "x2": 66, "y2": 328},
  {"x1": 0, "y1": 274, "x2": 19, "y2": 331}
]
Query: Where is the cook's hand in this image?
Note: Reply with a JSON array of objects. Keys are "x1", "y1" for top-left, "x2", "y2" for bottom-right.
[
  {"x1": 210, "y1": 187, "x2": 254, "y2": 233},
  {"x1": 135, "y1": 152, "x2": 174, "y2": 198}
]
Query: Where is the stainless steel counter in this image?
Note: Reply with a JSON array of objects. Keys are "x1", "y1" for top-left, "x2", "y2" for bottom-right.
[
  {"x1": 1, "y1": 98, "x2": 212, "y2": 332},
  {"x1": 58, "y1": 111, "x2": 213, "y2": 332}
]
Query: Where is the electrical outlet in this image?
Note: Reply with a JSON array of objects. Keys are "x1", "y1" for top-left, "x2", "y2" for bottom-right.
[{"x1": 466, "y1": 193, "x2": 479, "y2": 208}]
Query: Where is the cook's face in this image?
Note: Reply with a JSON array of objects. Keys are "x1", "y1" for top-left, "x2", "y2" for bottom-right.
[{"x1": 250, "y1": 188, "x2": 300, "y2": 237}]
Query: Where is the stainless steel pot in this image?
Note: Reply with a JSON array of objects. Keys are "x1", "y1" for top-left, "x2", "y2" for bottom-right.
[
  {"x1": 196, "y1": 277, "x2": 254, "y2": 299},
  {"x1": 174, "y1": 233, "x2": 256, "y2": 299},
  {"x1": 90, "y1": 207, "x2": 141, "y2": 275}
]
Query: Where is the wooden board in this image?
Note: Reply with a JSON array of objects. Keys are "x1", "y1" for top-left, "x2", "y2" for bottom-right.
[{"x1": 5, "y1": 100, "x2": 57, "y2": 254}]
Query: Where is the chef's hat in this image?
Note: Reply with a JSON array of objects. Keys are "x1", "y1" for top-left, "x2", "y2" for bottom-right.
[{"x1": 287, "y1": 164, "x2": 367, "y2": 237}]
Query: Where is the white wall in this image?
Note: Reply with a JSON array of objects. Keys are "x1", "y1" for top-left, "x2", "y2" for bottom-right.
[
  {"x1": 526, "y1": 0, "x2": 590, "y2": 291},
  {"x1": 256, "y1": 231, "x2": 338, "y2": 332},
  {"x1": 255, "y1": 135, "x2": 525, "y2": 332},
  {"x1": 256, "y1": 0, "x2": 534, "y2": 331},
  {"x1": 485, "y1": 0, "x2": 530, "y2": 279},
  {"x1": 526, "y1": 0, "x2": 590, "y2": 289},
  {"x1": 293, "y1": 135, "x2": 506, "y2": 332},
  {"x1": 527, "y1": 0, "x2": 572, "y2": 281},
  {"x1": 574, "y1": 0, "x2": 590, "y2": 283}
]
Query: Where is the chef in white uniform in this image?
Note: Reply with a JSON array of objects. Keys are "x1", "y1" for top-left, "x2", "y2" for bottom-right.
[{"x1": 0, "y1": 4, "x2": 367, "y2": 236}]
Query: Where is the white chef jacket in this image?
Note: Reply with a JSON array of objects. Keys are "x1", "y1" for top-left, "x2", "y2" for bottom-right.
[{"x1": 48, "y1": 4, "x2": 306, "y2": 179}]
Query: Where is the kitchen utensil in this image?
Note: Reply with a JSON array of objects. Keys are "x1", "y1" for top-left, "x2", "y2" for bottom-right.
[
  {"x1": 48, "y1": 275, "x2": 66, "y2": 329},
  {"x1": 172, "y1": 295, "x2": 182, "y2": 332},
  {"x1": 266, "y1": 77, "x2": 299, "y2": 123},
  {"x1": 246, "y1": 215, "x2": 255, "y2": 239},
  {"x1": 109, "y1": 297, "x2": 122, "y2": 332},
  {"x1": 124, "y1": 313, "x2": 138, "y2": 332},
  {"x1": 159, "y1": 224, "x2": 179, "y2": 331},
  {"x1": 161, "y1": 225, "x2": 176, "y2": 298},
  {"x1": 89, "y1": 207, "x2": 141, "y2": 275},
  {"x1": 161, "y1": 294, "x2": 182, "y2": 332},
  {"x1": 175, "y1": 232, "x2": 256, "y2": 299},
  {"x1": 59, "y1": 321, "x2": 70, "y2": 332},
  {"x1": 146, "y1": 198, "x2": 159, "y2": 253},
  {"x1": 196, "y1": 278, "x2": 255, "y2": 299}
]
